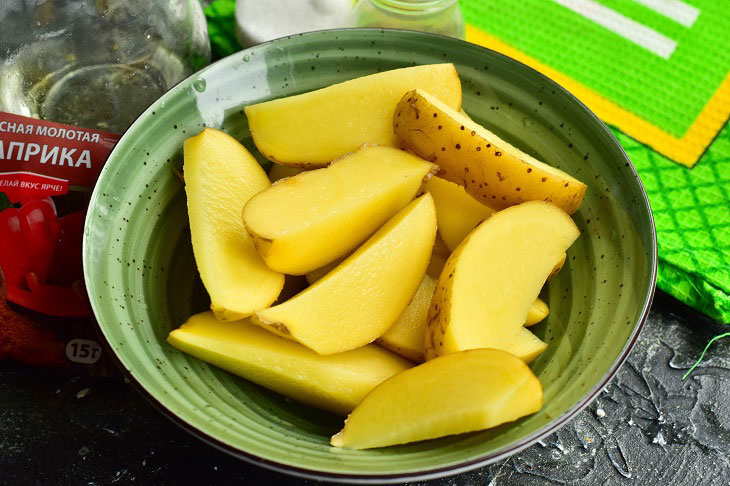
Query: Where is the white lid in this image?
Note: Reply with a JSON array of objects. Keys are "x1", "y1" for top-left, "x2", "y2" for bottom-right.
[{"x1": 235, "y1": 0, "x2": 353, "y2": 48}]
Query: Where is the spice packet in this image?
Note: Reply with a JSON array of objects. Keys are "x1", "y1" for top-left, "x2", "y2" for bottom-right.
[{"x1": 0, "y1": 112, "x2": 120, "y2": 374}]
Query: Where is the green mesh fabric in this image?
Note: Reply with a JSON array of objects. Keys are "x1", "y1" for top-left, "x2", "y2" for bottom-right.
[{"x1": 615, "y1": 126, "x2": 730, "y2": 323}]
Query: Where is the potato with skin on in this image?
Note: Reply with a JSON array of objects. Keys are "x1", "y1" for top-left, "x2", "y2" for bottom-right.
[
  {"x1": 245, "y1": 64, "x2": 462, "y2": 167},
  {"x1": 254, "y1": 194, "x2": 437, "y2": 355},
  {"x1": 330, "y1": 349, "x2": 543, "y2": 449},
  {"x1": 394, "y1": 89, "x2": 587, "y2": 214},
  {"x1": 184, "y1": 128, "x2": 284, "y2": 321},
  {"x1": 168, "y1": 312, "x2": 411, "y2": 416},
  {"x1": 425, "y1": 201, "x2": 580, "y2": 362},
  {"x1": 426, "y1": 176, "x2": 495, "y2": 251},
  {"x1": 243, "y1": 146, "x2": 436, "y2": 275},
  {"x1": 376, "y1": 276, "x2": 438, "y2": 362}
]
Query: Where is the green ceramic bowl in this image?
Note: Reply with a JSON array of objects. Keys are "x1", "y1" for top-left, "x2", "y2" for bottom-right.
[{"x1": 83, "y1": 29, "x2": 656, "y2": 482}]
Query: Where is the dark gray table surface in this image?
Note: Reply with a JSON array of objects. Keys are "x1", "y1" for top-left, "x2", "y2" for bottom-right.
[{"x1": 2, "y1": 292, "x2": 729, "y2": 486}]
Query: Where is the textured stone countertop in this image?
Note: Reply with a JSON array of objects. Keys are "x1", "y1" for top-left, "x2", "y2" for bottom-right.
[{"x1": 1, "y1": 293, "x2": 729, "y2": 485}]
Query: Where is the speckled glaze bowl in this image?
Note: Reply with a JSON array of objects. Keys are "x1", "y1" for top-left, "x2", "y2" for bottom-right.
[{"x1": 83, "y1": 29, "x2": 657, "y2": 483}]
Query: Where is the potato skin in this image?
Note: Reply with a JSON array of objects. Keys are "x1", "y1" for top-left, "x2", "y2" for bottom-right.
[
  {"x1": 394, "y1": 90, "x2": 586, "y2": 214},
  {"x1": 424, "y1": 240, "x2": 459, "y2": 361}
]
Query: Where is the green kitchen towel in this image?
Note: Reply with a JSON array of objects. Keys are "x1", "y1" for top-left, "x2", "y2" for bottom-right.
[
  {"x1": 462, "y1": 0, "x2": 730, "y2": 323},
  {"x1": 203, "y1": 0, "x2": 730, "y2": 323}
]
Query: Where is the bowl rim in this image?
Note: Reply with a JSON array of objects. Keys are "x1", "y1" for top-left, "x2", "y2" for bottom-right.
[{"x1": 83, "y1": 27, "x2": 658, "y2": 484}]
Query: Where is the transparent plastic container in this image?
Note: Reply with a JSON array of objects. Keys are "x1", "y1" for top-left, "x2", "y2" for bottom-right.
[
  {"x1": 349, "y1": 0, "x2": 465, "y2": 39},
  {"x1": 0, "y1": 0, "x2": 211, "y2": 133},
  {"x1": 0, "y1": 0, "x2": 209, "y2": 373}
]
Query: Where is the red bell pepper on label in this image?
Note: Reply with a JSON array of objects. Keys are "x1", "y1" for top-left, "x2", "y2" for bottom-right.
[
  {"x1": 0, "y1": 198, "x2": 88, "y2": 317},
  {"x1": 0, "y1": 197, "x2": 58, "y2": 286}
]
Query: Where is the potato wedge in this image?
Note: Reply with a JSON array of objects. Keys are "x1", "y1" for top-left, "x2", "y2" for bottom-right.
[
  {"x1": 168, "y1": 312, "x2": 411, "y2": 416},
  {"x1": 184, "y1": 128, "x2": 283, "y2": 321},
  {"x1": 331, "y1": 349, "x2": 542, "y2": 449},
  {"x1": 425, "y1": 201, "x2": 580, "y2": 362},
  {"x1": 376, "y1": 277, "x2": 550, "y2": 362},
  {"x1": 525, "y1": 297, "x2": 549, "y2": 326},
  {"x1": 246, "y1": 64, "x2": 462, "y2": 167},
  {"x1": 243, "y1": 146, "x2": 435, "y2": 275},
  {"x1": 254, "y1": 194, "x2": 437, "y2": 355},
  {"x1": 426, "y1": 176, "x2": 495, "y2": 251},
  {"x1": 376, "y1": 276, "x2": 438, "y2": 362},
  {"x1": 395, "y1": 89, "x2": 587, "y2": 214}
]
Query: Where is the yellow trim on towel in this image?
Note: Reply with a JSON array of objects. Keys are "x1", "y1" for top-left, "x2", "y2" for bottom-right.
[{"x1": 466, "y1": 25, "x2": 730, "y2": 168}]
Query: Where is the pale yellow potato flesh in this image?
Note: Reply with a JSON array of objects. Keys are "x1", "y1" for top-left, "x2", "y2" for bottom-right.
[
  {"x1": 427, "y1": 177, "x2": 565, "y2": 276},
  {"x1": 425, "y1": 201, "x2": 580, "y2": 362},
  {"x1": 168, "y1": 312, "x2": 411, "y2": 416},
  {"x1": 267, "y1": 163, "x2": 304, "y2": 183},
  {"x1": 525, "y1": 297, "x2": 549, "y2": 326},
  {"x1": 426, "y1": 176, "x2": 495, "y2": 251},
  {"x1": 331, "y1": 349, "x2": 543, "y2": 449},
  {"x1": 254, "y1": 194, "x2": 437, "y2": 355},
  {"x1": 245, "y1": 64, "x2": 462, "y2": 167},
  {"x1": 243, "y1": 146, "x2": 435, "y2": 275},
  {"x1": 395, "y1": 90, "x2": 587, "y2": 214},
  {"x1": 431, "y1": 226, "x2": 552, "y2": 325},
  {"x1": 184, "y1": 128, "x2": 284, "y2": 321},
  {"x1": 376, "y1": 276, "x2": 438, "y2": 363}
]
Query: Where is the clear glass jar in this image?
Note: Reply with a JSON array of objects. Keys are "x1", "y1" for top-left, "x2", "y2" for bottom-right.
[
  {"x1": 349, "y1": 0, "x2": 465, "y2": 39},
  {"x1": 0, "y1": 0, "x2": 211, "y2": 133}
]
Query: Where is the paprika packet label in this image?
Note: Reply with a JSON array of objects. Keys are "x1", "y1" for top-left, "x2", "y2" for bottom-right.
[{"x1": 0, "y1": 112, "x2": 121, "y2": 374}]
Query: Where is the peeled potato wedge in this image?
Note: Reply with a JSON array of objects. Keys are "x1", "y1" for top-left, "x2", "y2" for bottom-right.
[
  {"x1": 426, "y1": 176, "x2": 495, "y2": 252},
  {"x1": 525, "y1": 297, "x2": 549, "y2": 326},
  {"x1": 168, "y1": 312, "x2": 411, "y2": 416},
  {"x1": 376, "y1": 276, "x2": 438, "y2": 362},
  {"x1": 376, "y1": 278, "x2": 549, "y2": 362},
  {"x1": 425, "y1": 201, "x2": 580, "y2": 362},
  {"x1": 331, "y1": 349, "x2": 543, "y2": 449},
  {"x1": 253, "y1": 194, "x2": 437, "y2": 355},
  {"x1": 245, "y1": 64, "x2": 462, "y2": 167},
  {"x1": 395, "y1": 89, "x2": 587, "y2": 214},
  {"x1": 243, "y1": 146, "x2": 435, "y2": 275},
  {"x1": 184, "y1": 128, "x2": 283, "y2": 321}
]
